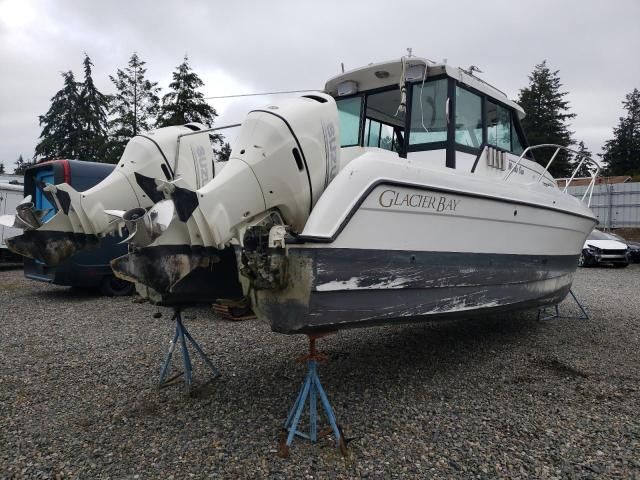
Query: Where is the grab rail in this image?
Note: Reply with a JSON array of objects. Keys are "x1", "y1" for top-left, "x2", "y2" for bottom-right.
[{"x1": 503, "y1": 144, "x2": 601, "y2": 207}]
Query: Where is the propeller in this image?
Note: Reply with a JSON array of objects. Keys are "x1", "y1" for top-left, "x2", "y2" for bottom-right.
[
  {"x1": 106, "y1": 200, "x2": 175, "y2": 247},
  {"x1": 0, "y1": 195, "x2": 52, "y2": 230}
]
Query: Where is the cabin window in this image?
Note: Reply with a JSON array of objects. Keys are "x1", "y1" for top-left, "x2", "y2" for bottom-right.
[
  {"x1": 363, "y1": 89, "x2": 405, "y2": 152},
  {"x1": 336, "y1": 76, "x2": 530, "y2": 164},
  {"x1": 487, "y1": 101, "x2": 511, "y2": 151},
  {"x1": 336, "y1": 97, "x2": 362, "y2": 147},
  {"x1": 365, "y1": 119, "x2": 382, "y2": 147},
  {"x1": 488, "y1": 101, "x2": 527, "y2": 155},
  {"x1": 455, "y1": 86, "x2": 482, "y2": 149},
  {"x1": 510, "y1": 113, "x2": 524, "y2": 155},
  {"x1": 364, "y1": 118, "x2": 399, "y2": 151},
  {"x1": 409, "y1": 78, "x2": 448, "y2": 145}
]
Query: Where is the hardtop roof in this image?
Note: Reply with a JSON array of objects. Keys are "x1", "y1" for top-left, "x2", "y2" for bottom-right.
[{"x1": 324, "y1": 57, "x2": 525, "y2": 119}]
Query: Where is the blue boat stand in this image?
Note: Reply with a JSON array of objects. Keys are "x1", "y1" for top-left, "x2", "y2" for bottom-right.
[
  {"x1": 158, "y1": 308, "x2": 220, "y2": 393},
  {"x1": 537, "y1": 289, "x2": 589, "y2": 321},
  {"x1": 278, "y1": 334, "x2": 348, "y2": 458}
]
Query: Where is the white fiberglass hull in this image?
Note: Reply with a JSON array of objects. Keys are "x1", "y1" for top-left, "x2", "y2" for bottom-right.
[{"x1": 252, "y1": 154, "x2": 597, "y2": 334}]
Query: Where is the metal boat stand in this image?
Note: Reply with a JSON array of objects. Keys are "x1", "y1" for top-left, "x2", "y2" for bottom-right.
[
  {"x1": 278, "y1": 334, "x2": 348, "y2": 458},
  {"x1": 158, "y1": 308, "x2": 220, "y2": 393},
  {"x1": 537, "y1": 289, "x2": 589, "y2": 321}
]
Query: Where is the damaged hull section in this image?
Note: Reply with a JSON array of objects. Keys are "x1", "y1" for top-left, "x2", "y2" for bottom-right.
[
  {"x1": 6, "y1": 230, "x2": 99, "y2": 266},
  {"x1": 111, "y1": 245, "x2": 242, "y2": 305},
  {"x1": 253, "y1": 248, "x2": 578, "y2": 334}
]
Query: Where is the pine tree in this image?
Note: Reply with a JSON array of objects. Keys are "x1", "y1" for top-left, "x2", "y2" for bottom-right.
[
  {"x1": 34, "y1": 71, "x2": 83, "y2": 161},
  {"x1": 78, "y1": 54, "x2": 110, "y2": 162},
  {"x1": 0, "y1": 162, "x2": 5, "y2": 174},
  {"x1": 571, "y1": 141, "x2": 594, "y2": 178},
  {"x1": 518, "y1": 61, "x2": 576, "y2": 178},
  {"x1": 107, "y1": 53, "x2": 161, "y2": 163},
  {"x1": 601, "y1": 88, "x2": 640, "y2": 176},
  {"x1": 14, "y1": 154, "x2": 33, "y2": 175},
  {"x1": 34, "y1": 55, "x2": 110, "y2": 163},
  {"x1": 157, "y1": 55, "x2": 219, "y2": 129}
]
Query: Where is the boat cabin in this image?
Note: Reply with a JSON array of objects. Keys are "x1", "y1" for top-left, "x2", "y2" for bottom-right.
[{"x1": 325, "y1": 57, "x2": 528, "y2": 173}]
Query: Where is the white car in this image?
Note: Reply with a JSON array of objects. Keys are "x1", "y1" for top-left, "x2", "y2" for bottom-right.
[{"x1": 580, "y1": 230, "x2": 629, "y2": 268}]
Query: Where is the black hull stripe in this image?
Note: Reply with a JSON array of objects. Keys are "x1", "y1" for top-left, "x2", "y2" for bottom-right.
[
  {"x1": 257, "y1": 248, "x2": 578, "y2": 334},
  {"x1": 308, "y1": 248, "x2": 579, "y2": 291},
  {"x1": 294, "y1": 179, "x2": 596, "y2": 244},
  {"x1": 274, "y1": 286, "x2": 572, "y2": 335}
]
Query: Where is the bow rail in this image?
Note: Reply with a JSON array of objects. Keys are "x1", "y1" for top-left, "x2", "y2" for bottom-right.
[{"x1": 504, "y1": 144, "x2": 601, "y2": 207}]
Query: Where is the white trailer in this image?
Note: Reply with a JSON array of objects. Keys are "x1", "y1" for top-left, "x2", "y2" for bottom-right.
[{"x1": 0, "y1": 182, "x2": 24, "y2": 253}]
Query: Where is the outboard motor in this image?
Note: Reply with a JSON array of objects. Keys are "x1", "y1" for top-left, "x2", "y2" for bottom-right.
[
  {"x1": 111, "y1": 93, "x2": 341, "y2": 299},
  {"x1": 174, "y1": 93, "x2": 340, "y2": 248},
  {"x1": 3, "y1": 123, "x2": 218, "y2": 265}
]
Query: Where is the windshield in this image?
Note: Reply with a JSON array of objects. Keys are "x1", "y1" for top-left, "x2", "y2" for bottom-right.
[
  {"x1": 588, "y1": 230, "x2": 616, "y2": 241},
  {"x1": 409, "y1": 78, "x2": 448, "y2": 145},
  {"x1": 609, "y1": 233, "x2": 625, "y2": 242},
  {"x1": 335, "y1": 76, "x2": 528, "y2": 159}
]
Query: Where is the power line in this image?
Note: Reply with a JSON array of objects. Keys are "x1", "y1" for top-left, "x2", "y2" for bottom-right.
[{"x1": 203, "y1": 89, "x2": 319, "y2": 100}]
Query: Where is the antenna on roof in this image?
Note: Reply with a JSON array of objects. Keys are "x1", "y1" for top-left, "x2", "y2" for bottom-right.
[
  {"x1": 466, "y1": 65, "x2": 483, "y2": 75},
  {"x1": 341, "y1": 62, "x2": 344, "y2": 73}
]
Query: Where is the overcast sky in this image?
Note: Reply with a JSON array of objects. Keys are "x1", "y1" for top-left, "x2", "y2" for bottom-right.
[{"x1": 1, "y1": 0, "x2": 638, "y2": 173}]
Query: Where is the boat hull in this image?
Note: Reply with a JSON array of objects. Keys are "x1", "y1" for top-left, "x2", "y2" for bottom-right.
[
  {"x1": 253, "y1": 248, "x2": 578, "y2": 334},
  {"x1": 250, "y1": 158, "x2": 596, "y2": 334}
]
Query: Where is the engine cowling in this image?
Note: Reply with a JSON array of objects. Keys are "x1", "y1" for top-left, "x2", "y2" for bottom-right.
[
  {"x1": 176, "y1": 93, "x2": 340, "y2": 249},
  {"x1": 110, "y1": 93, "x2": 341, "y2": 299},
  {"x1": 5, "y1": 123, "x2": 219, "y2": 265}
]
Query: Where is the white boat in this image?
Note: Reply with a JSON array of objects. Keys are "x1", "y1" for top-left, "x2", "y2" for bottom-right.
[{"x1": 104, "y1": 57, "x2": 603, "y2": 332}]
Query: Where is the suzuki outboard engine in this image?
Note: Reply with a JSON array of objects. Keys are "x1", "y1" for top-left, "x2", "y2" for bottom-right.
[
  {"x1": 175, "y1": 93, "x2": 339, "y2": 248},
  {"x1": 111, "y1": 93, "x2": 340, "y2": 301},
  {"x1": 3, "y1": 124, "x2": 219, "y2": 265}
]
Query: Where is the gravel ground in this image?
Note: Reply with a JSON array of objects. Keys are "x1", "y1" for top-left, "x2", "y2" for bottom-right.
[{"x1": 1, "y1": 264, "x2": 639, "y2": 479}]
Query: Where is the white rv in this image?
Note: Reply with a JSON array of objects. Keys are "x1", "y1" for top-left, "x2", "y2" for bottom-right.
[{"x1": 0, "y1": 182, "x2": 24, "y2": 256}]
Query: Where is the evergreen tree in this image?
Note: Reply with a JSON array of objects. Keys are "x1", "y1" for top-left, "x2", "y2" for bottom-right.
[
  {"x1": 34, "y1": 71, "x2": 83, "y2": 161},
  {"x1": 518, "y1": 61, "x2": 576, "y2": 177},
  {"x1": 14, "y1": 154, "x2": 34, "y2": 175},
  {"x1": 78, "y1": 54, "x2": 110, "y2": 162},
  {"x1": 107, "y1": 52, "x2": 161, "y2": 163},
  {"x1": 217, "y1": 141, "x2": 232, "y2": 161},
  {"x1": 601, "y1": 88, "x2": 640, "y2": 176},
  {"x1": 571, "y1": 141, "x2": 594, "y2": 178},
  {"x1": 0, "y1": 162, "x2": 5, "y2": 175},
  {"x1": 34, "y1": 55, "x2": 110, "y2": 163},
  {"x1": 157, "y1": 55, "x2": 219, "y2": 130}
]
